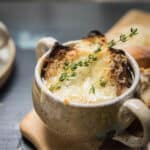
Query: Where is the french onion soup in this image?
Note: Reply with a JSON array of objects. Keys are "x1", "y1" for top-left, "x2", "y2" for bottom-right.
[{"x1": 41, "y1": 31, "x2": 135, "y2": 104}]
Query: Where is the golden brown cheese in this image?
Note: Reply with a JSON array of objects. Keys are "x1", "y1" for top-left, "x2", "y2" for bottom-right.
[{"x1": 42, "y1": 31, "x2": 133, "y2": 104}]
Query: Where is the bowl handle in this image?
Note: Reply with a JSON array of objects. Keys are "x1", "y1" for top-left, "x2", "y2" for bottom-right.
[
  {"x1": 113, "y1": 99, "x2": 150, "y2": 148},
  {"x1": 0, "y1": 22, "x2": 9, "y2": 48},
  {"x1": 36, "y1": 37, "x2": 57, "y2": 60}
]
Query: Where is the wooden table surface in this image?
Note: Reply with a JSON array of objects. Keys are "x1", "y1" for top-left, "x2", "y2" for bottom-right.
[{"x1": 0, "y1": 2, "x2": 149, "y2": 150}]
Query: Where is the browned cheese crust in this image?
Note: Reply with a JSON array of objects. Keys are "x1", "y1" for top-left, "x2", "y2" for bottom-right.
[
  {"x1": 109, "y1": 48, "x2": 133, "y2": 95},
  {"x1": 41, "y1": 31, "x2": 133, "y2": 96}
]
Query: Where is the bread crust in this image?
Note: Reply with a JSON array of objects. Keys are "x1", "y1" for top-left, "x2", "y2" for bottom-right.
[{"x1": 125, "y1": 46, "x2": 150, "y2": 68}]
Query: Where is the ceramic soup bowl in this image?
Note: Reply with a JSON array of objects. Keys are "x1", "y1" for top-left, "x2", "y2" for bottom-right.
[{"x1": 32, "y1": 37, "x2": 150, "y2": 148}]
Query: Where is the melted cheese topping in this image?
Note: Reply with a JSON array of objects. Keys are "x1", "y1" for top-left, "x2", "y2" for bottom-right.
[{"x1": 44, "y1": 40, "x2": 119, "y2": 104}]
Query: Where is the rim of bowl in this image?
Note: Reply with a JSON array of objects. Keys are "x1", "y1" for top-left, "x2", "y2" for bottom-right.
[{"x1": 35, "y1": 40, "x2": 140, "y2": 108}]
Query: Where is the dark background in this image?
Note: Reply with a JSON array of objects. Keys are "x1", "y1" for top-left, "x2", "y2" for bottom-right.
[{"x1": 0, "y1": 2, "x2": 149, "y2": 150}]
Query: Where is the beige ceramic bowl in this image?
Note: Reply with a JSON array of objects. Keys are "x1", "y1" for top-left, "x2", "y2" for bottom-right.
[{"x1": 32, "y1": 37, "x2": 150, "y2": 148}]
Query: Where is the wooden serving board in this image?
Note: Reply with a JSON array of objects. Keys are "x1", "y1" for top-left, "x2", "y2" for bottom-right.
[{"x1": 20, "y1": 10, "x2": 150, "y2": 150}]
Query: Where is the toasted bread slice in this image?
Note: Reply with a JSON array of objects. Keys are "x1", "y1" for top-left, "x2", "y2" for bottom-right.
[{"x1": 42, "y1": 31, "x2": 133, "y2": 104}]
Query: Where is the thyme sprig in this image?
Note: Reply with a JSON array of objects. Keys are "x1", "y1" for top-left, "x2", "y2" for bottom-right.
[
  {"x1": 50, "y1": 27, "x2": 138, "y2": 92},
  {"x1": 108, "y1": 27, "x2": 138, "y2": 48},
  {"x1": 59, "y1": 52, "x2": 99, "y2": 82}
]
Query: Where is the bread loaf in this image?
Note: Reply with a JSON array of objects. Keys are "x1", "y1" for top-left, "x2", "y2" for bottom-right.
[{"x1": 125, "y1": 46, "x2": 150, "y2": 68}]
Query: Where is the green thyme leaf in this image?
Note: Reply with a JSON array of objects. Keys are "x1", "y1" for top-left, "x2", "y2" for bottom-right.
[
  {"x1": 59, "y1": 73, "x2": 68, "y2": 81},
  {"x1": 64, "y1": 61, "x2": 69, "y2": 66},
  {"x1": 99, "y1": 79, "x2": 107, "y2": 87},
  {"x1": 89, "y1": 85, "x2": 95, "y2": 94},
  {"x1": 83, "y1": 60, "x2": 89, "y2": 66},
  {"x1": 120, "y1": 34, "x2": 127, "y2": 42},
  {"x1": 71, "y1": 63, "x2": 78, "y2": 71},
  {"x1": 108, "y1": 40, "x2": 116, "y2": 48},
  {"x1": 129, "y1": 27, "x2": 138, "y2": 37},
  {"x1": 71, "y1": 72, "x2": 76, "y2": 77},
  {"x1": 88, "y1": 54, "x2": 97, "y2": 61},
  {"x1": 94, "y1": 47, "x2": 101, "y2": 53},
  {"x1": 63, "y1": 61, "x2": 70, "y2": 70},
  {"x1": 78, "y1": 60, "x2": 83, "y2": 66}
]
